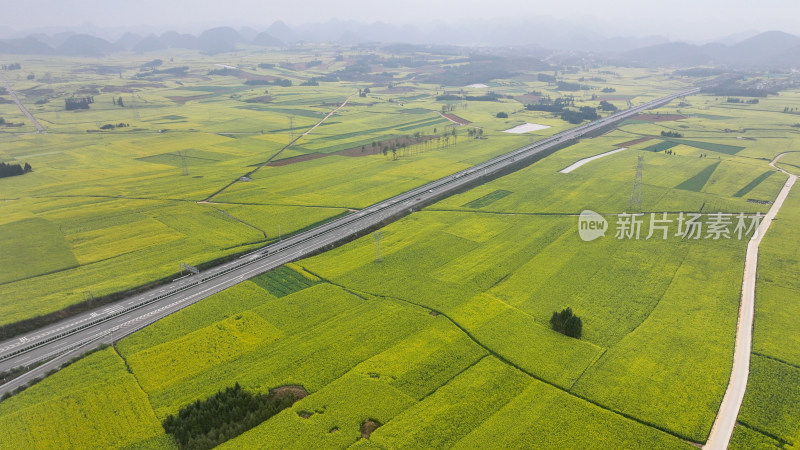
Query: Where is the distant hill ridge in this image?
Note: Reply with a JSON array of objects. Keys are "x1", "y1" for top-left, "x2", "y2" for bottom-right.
[{"x1": 1, "y1": 23, "x2": 799, "y2": 68}]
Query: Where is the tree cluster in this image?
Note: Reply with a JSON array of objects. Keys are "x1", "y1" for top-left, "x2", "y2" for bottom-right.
[
  {"x1": 99, "y1": 123, "x2": 130, "y2": 130},
  {"x1": 661, "y1": 130, "x2": 683, "y2": 138},
  {"x1": 65, "y1": 96, "x2": 94, "y2": 111},
  {"x1": 556, "y1": 81, "x2": 589, "y2": 91},
  {"x1": 2, "y1": 63, "x2": 22, "y2": 70},
  {"x1": 550, "y1": 307, "x2": 582, "y2": 338},
  {"x1": 257, "y1": 63, "x2": 275, "y2": 69},
  {"x1": 601, "y1": 87, "x2": 617, "y2": 93},
  {"x1": 245, "y1": 78, "x2": 291, "y2": 87},
  {"x1": 496, "y1": 112, "x2": 508, "y2": 118},
  {"x1": 0, "y1": 162, "x2": 32, "y2": 178},
  {"x1": 598, "y1": 100, "x2": 618, "y2": 112},
  {"x1": 136, "y1": 66, "x2": 189, "y2": 78},
  {"x1": 537, "y1": 73, "x2": 556, "y2": 83},
  {"x1": 525, "y1": 96, "x2": 574, "y2": 113},
  {"x1": 207, "y1": 68, "x2": 239, "y2": 76},
  {"x1": 162, "y1": 383, "x2": 302, "y2": 450},
  {"x1": 112, "y1": 96, "x2": 125, "y2": 107},
  {"x1": 141, "y1": 59, "x2": 163, "y2": 70},
  {"x1": 561, "y1": 106, "x2": 598, "y2": 124}
]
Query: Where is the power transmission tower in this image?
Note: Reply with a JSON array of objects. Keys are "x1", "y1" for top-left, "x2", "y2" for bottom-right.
[
  {"x1": 178, "y1": 150, "x2": 189, "y2": 176},
  {"x1": 373, "y1": 231, "x2": 383, "y2": 262},
  {"x1": 628, "y1": 155, "x2": 644, "y2": 211}
]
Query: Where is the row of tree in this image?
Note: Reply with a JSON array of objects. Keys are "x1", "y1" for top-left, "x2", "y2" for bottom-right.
[
  {"x1": 726, "y1": 97, "x2": 759, "y2": 104},
  {"x1": 65, "y1": 96, "x2": 94, "y2": 111},
  {"x1": 162, "y1": 383, "x2": 302, "y2": 450},
  {"x1": 0, "y1": 162, "x2": 32, "y2": 178},
  {"x1": 2, "y1": 63, "x2": 21, "y2": 70},
  {"x1": 661, "y1": 130, "x2": 683, "y2": 138}
]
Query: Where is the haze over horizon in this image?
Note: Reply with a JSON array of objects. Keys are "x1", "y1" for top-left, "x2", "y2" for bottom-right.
[{"x1": 1, "y1": 0, "x2": 798, "y2": 43}]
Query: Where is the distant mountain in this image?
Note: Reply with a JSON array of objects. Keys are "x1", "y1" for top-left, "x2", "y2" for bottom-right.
[
  {"x1": 132, "y1": 34, "x2": 167, "y2": 53},
  {"x1": 57, "y1": 34, "x2": 116, "y2": 56},
  {"x1": 617, "y1": 31, "x2": 800, "y2": 68},
  {"x1": 0, "y1": 36, "x2": 54, "y2": 55},
  {"x1": 115, "y1": 32, "x2": 143, "y2": 51},
  {"x1": 196, "y1": 27, "x2": 244, "y2": 54},
  {"x1": 251, "y1": 32, "x2": 283, "y2": 47},
  {"x1": 239, "y1": 27, "x2": 258, "y2": 42},
  {"x1": 339, "y1": 30, "x2": 367, "y2": 45},
  {"x1": 159, "y1": 31, "x2": 197, "y2": 49},
  {"x1": 730, "y1": 31, "x2": 800, "y2": 64},
  {"x1": 267, "y1": 21, "x2": 300, "y2": 43},
  {"x1": 1, "y1": 23, "x2": 798, "y2": 70}
]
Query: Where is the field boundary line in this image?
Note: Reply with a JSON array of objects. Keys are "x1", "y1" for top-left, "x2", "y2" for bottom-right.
[
  {"x1": 298, "y1": 265, "x2": 703, "y2": 446},
  {"x1": 751, "y1": 351, "x2": 800, "y2": 370},
  {"x1": 208, "y1": 205, "x2": 268, "y2": 238}
]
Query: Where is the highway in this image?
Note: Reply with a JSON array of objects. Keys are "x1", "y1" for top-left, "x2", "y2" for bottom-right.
[
  {"x1": 0, "y1": 72, "x2": 46, "y2": 133},
  {"x1": 0, "y1": 87, "x2": 699, "y2": 392}
]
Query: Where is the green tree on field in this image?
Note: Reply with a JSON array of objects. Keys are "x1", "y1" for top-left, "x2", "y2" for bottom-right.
[{"x1": 550, "y1": 307, "x2": 582, "y2": 339}]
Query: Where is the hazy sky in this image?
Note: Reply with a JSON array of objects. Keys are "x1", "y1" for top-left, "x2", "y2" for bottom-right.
[{"x1": 1, "y1": 0, "x2": 798, "y2": 40}]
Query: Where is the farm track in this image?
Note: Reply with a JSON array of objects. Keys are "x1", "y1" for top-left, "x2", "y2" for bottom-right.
[
  {"x1": 203, "y1": 93, "x2": 354, "y2": 202},
  {"x1": 0, "y1": 72, "x2": 46, "y2": 133},
  {"x1": 703, "y1": 152, "x2": 798, "y2": 450}
]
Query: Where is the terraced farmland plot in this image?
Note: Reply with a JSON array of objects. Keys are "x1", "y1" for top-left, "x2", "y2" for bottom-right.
[{"x1": 0, "y1": 349, "x2": 164, "y2": 449}]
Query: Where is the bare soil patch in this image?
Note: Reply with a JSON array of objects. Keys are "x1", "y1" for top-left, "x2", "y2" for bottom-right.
[
  {"x1": 361, "y1": 420, "x2": 382, "y2": 439},
  {"x1": 616, "y1": 137, "x2": 654, "y2": 147},
  {"x1": 442, "y1": 113, "x2": 471, "y2": 125},
  {"x1": 267, "y1": 135, "x2": 435, "y2": 167},
  {"x1": 633, "y1": 113, "x2": 686, "y2": 122},
  {"x1": 267, "y1": 152, "x2": 328, "y2": 167},
  {"x1": 166, "y1": 94, "x2": 215, "y2": 105},
  {"x1": 270, "y1": 385, "x2": 309, "y2": 401},
  {"x1": 515, "y1": 94, "x2": 541, "y2": 103}
]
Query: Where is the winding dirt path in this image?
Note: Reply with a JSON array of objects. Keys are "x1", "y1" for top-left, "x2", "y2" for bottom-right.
[
  {"x1": 704, "y1": 153, "x2": 797, "y2": 450},
  {"x1": 0, "y1": 72, "x2": 45, "y2": 133}
]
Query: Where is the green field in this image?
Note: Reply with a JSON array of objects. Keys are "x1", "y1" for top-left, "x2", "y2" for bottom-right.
[{"x1": 2, "y1": 50, "x2": 799, "y2": 449}]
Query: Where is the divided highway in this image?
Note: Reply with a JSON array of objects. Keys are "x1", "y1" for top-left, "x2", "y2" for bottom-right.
[{"x1": 0, "y1": 87, "x2": 699, "y2": 390}]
